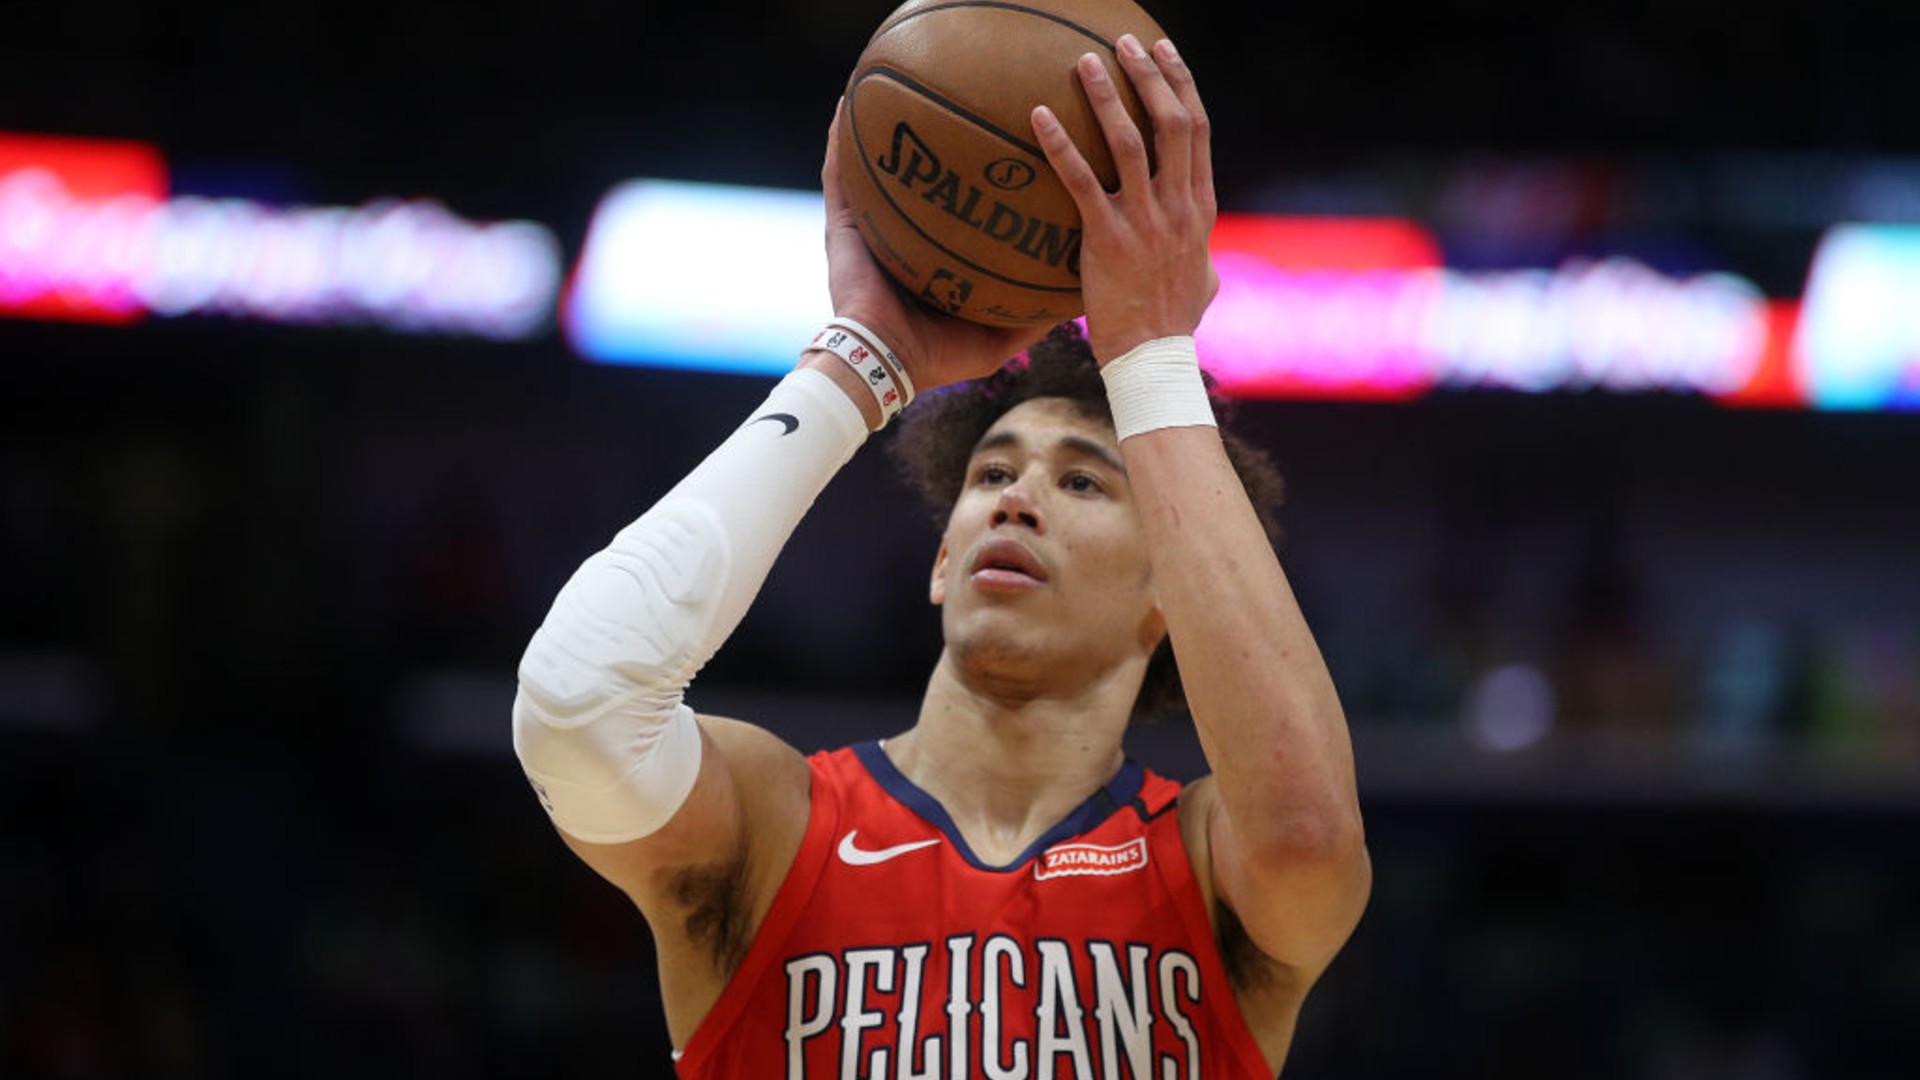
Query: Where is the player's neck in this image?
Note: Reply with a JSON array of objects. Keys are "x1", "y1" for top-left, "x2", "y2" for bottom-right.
[{"x1": 886, "y1": 653, "x2": 1133, "y2": 864}]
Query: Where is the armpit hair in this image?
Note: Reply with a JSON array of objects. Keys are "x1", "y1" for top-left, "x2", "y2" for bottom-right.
[
  {"x1": 668, "y1": 852, "x2": 752, "y2": 977},
  {"x1": 1215, "y1": 898, "x2": 1277, "y2": 994}
]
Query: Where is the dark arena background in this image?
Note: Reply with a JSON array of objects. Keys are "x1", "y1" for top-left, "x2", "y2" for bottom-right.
[{"x1": 4, "y1": 1, "x2": 1919, "y2": 1077}]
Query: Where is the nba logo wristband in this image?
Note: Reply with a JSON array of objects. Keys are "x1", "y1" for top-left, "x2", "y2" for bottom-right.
[
  {"x1": 825, "y1": 317, "x2": 916, "y2": 404},
  {"x1": 811, "y1": 323, "x2": 909, "y2": 426}
]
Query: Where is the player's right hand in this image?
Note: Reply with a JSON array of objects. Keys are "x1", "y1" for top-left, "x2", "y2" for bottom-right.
[{"x1": 822, "y1": 99, "x2": 1049, "y2": 392}]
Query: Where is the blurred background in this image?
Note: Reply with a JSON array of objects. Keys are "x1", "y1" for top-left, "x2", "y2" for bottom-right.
[{"x1": 3, "y1": 0, "x2": 1918, "y2": 1077}]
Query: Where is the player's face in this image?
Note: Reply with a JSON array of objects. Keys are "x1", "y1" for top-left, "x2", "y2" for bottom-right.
[{"x1": 930, "y1": 396, "x2": 1164, "y2": 690}]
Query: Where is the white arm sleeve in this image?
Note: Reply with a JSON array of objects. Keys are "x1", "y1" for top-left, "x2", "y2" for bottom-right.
[{"x1": 511, "y1": 367, "x2": 868, "y2": 843}]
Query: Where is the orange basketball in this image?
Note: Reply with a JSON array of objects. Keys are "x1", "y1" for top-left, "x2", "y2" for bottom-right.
[{"x1": 839, "y1": 0, "x2": 1168, "y2": 328}]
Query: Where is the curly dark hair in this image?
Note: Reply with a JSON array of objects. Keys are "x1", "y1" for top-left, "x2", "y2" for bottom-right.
[{"x1": 889, "y1": 322, "x2": 1286, "y2": 720}]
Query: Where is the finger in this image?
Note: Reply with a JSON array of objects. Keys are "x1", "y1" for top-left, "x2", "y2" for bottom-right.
[
  {"x1": 1113, "y1": 33, "x2": 1190, "y2": 195},
  {"x1": 822, "y1": 98, "x2": 850, "y2": 217},
  {"x1": 1154, "y1": 39, "x2": 1214, "y2": 204},
  {"x1": 821, "y1": 100, "x2": 877, "y2": 306},
  {"x1": 1073, "y1": 51, "x2": 1151, "y2": 193},
  {"x1": 1031, "y1": 104, "x2": 1111, "y2": 213}
]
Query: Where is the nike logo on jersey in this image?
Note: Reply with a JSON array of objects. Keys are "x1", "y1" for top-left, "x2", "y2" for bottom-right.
[{"x1": 837, "y1": 830, "x2": 942, "y2": 866}]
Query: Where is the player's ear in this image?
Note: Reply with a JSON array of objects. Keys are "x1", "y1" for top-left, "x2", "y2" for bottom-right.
[
  {"x1": 1138, "y1": 602, "x2": 1167, "y2": 652},
  {"x1": 930, "y1": 540, "x2": 949, "y2": 605},
  {"x1": 1139, "y1": 575, "x2": 1166, "y2": 649}
]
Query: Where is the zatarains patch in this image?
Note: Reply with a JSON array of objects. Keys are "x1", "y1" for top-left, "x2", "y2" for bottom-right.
[{"x1": 1033, "y1": 837, "x2": 1148, "y2": 881}]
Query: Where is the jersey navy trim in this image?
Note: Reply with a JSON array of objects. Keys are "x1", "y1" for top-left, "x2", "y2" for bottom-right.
[{"x1": 851, "y1": 741, "x2": 1147, "y2": 874}]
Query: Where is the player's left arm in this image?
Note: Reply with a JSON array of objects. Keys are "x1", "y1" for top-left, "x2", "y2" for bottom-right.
[{"x1": 1033, "y1": 36, "x2": 1370, "y2": 977}]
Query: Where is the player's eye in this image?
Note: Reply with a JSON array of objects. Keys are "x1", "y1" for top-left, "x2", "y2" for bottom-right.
[
  {"x1": 974, "y1": 462, "x2": 1015, "y2": 486},
  {"x1": 1062, "y1": 472, "x2": 1103, "y2": 495}
]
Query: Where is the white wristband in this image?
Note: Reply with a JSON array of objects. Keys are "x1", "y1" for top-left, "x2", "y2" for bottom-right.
[
  {"x1": 826, "y1": 317, "x2": 915, "y2": 404},
  {"x1": 810, "y1": 323, "x2": 906, "y2": 425},
  {"x1": 1099, "y1": 336, "x2": 1217, "y2": 441}
]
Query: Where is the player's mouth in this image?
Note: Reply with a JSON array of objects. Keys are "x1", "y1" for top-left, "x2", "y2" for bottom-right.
[{"x1": 969, "y1": 538, "x2": 1049, "y2": 591}]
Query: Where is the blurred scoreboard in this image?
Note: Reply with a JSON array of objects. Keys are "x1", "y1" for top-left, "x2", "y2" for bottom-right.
[
  {"x1": 5, "y1": 131, "x2": 1916, "y2": 412},
  {"x1": 0, "y1": 132, "x2": 559, "y2": 339}
]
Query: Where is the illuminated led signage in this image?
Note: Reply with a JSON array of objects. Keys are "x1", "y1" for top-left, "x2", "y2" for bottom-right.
[
  {"x1": 0, "y1": 131, "x2": 561, "y2": 339},
  {"x1": 567, "y1": 180, "x2": 1792, "y2": 406},
  {"x1": 564, "y1": 179, "x2": 832, "y2": 373},
  {"x1": 1795, "y1": 224, "x2": 1920, "y2": 411},
  {"x1": 0, "y1": 133, "x2": 167, "y2": 325}
]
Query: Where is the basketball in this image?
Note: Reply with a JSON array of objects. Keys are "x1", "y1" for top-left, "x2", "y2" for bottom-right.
[{"x1": 839, "y1": 0, "x2": 1169, "y2": 328}]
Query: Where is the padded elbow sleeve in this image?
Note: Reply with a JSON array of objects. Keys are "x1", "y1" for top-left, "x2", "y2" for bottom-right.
[
  {"x1": 519, "y1": 499, "x2": 730, "y2": 724},
  {"x1": 512, "y1": 694, "x2": 704, "y2": 845}
]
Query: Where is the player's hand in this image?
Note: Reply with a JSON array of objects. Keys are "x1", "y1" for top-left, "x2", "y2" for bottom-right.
[
  {"x1": 821, "y1": 100, "x2": 1047, "y2": 392},
  {"x1": 1030, "y1": 35, "x2": 1218, "y2": 364}
]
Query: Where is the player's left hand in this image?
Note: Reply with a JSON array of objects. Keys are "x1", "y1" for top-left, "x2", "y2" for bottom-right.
[{"x1": 1030, "y1": 34, "x2": 1219, "y2": 364}]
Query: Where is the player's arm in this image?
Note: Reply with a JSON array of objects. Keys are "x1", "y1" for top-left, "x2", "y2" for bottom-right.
[
  {"x1": 510, "y1": 349, "x2": 872, "y2": 917},
  {"x1": 511, "y1": 106, "x2": 1044, "y2": 919},
  {"x1": 507, "y1": 342, "x2": 879, "y2": 1041},
  {"x1": 1033, "y1": 38, "x2": 1370, "y2": 977}
]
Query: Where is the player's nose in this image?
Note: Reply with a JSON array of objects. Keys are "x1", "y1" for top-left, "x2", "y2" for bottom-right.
[{"x1": 990, "y1": 481, "x2": 1044, "y2": 534}]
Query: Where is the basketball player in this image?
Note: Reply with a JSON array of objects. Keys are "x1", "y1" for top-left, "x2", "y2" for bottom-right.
[{"x1": 511, "y1": 35, "x2": 1368, "y2": 1078}]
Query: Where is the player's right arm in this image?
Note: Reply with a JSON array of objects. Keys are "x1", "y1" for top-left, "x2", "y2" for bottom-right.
[
  {"x1": 509, "y1": 102, "x2": 1043, "y2": 1038},
  {"x1": 508, "y1": 346, "x2": 875, "y2": 1038}
]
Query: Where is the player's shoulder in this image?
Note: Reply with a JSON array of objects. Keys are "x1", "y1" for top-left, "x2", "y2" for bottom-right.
[
  {"x1": 693, "y1": 713, "x2": 814, "y2": 800},
  {"x1": 1173, "y1": 771, "x2": 1220, "y2": 824},
  {"x1": 1172, "y1": 773, "x2": 1223, "y2": 898},
  {"x1": 694, "y1": 712, "x2": 798, "y2": 755},
  {"x1": 1170, "y1": 773, "x2": 1314, "y2": 1046}
]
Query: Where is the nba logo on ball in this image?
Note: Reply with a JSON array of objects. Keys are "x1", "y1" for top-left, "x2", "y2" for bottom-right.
[
  {"x1": 840, "y1": 0, "x2": 1166, "y2": 328},
  {"x1": 921, "y1": 269, "x2": 973, "y2": 314}
]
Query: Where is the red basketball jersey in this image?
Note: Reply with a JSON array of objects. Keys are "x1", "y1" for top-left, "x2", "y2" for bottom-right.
[{"x1": 673, "y1": 741, "x2": 1273, "y2": 1079}]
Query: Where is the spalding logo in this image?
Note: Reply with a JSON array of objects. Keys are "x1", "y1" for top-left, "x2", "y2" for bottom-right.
[
  {"x1": 874, "y1": 121, "x2": 1081, "y2": 275},
  {"x1": 984, "y1": 157, "x2": 1036, "y2": 191}
]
